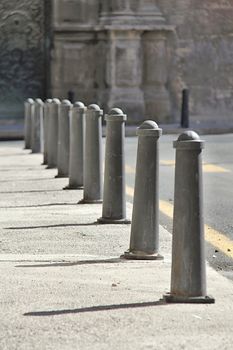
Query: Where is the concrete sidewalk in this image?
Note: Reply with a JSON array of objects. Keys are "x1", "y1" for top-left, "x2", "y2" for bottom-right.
[{"x1": 0, "y1": 141, "x2": 233, "y2": 350}]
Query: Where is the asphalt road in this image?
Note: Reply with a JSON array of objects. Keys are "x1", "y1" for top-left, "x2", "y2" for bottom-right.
[{"x1": 124, "y1": 133, "x2": 233, "y2": 281}]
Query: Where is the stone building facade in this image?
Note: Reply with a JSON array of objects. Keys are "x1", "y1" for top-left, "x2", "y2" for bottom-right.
[{"x1": 0, "y1": 0, "x2": 233, "y2": 126}]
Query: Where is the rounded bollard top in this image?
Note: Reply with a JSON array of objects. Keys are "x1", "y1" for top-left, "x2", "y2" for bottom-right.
[
  {"x1": 26, "y1": 98, "x2": 34, "y2": 104},
  {"x1": 88, "y1": 104, "x2": 101, "y2": 111},
  {"x1": 137, "y1": 120, "x2": 162, "y2": 137},
  {"x1": 35, "y1": 98, "x2": 44, "y2": 106},
  {"x1": 105, "y1": 107, "x2": 127, "y2": 122},
  {"x1": 45, "y1": 98, "x2": 53, "y2": 103},
  {"x1": 174, "y1": 130, "x2": 204, "y2": 150},
  {"x1": 74, "y1": 101, "x2": 85, "y2": 108},
  {"x1": 87, "y1": 104, "x2": 103, "y2": 117},
  {"x1": 52, "y1": 98, "x2": 61, "y2": 104},
  {"x1": 177, "y1": 130, "x2": 200, "y2": 141},
  {"x1": 61, "y1": 99, "x2": 72, "y2": 106},
  {"x1": 110, "y1": 108, "x2": 124, "y2": 115},
  {"x1": 139, "y1": 120, "x2": 158, "y2": 130}
]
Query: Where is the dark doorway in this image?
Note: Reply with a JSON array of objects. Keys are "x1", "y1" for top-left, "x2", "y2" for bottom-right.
[{"x1": 0, "y1": 0, "x2": 50, "y2": 122}]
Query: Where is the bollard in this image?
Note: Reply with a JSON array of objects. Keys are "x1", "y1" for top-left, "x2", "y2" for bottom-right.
[
  {"x1": 24, "y1": 98, "x2": 34, "y2": 149},
  {"x1": 29, "y1": 100, "x2": 35, "y2": 150},
  {"x1": 79, "y1": 104, "x2": 103, "y2": 204},
  {"x1": 56, "y1": 99, "x2": 72, "y2": 178},
  {"x1": 31, "y1": 98, "x2": 44, "y2": 153},
  {"x1": 181, "y1": 88, "x2": 189, "y2": 128},
  {"x1": 42, "y1": 99, "x2": 53, "y2": 165},
  {"x1": 123, "y1": 120, "x2": 163, "y2": 260},
  {"x1": 98, "y1": 108, "x2": 130, "y2": 224},
  {"x1": 47, "y1": 98, "x2": 60, "y2": 169},
  {"x1": 163, "y1": 131, "x2": 215, "y2": 303},
  {"x1": 64, "y1": 101, "x2": 86, "y2": 190},
  {"x1": 68, "y1": 90, "x2": 75, "y2": 104}
]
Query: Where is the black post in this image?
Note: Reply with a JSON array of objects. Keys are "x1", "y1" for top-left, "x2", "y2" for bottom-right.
[
  {"x1": 68, "y1": 90, "x2": 75, "y2": 104},
  {"x1": 181, "y1": 89, "x2": 189, "y2": 128}
]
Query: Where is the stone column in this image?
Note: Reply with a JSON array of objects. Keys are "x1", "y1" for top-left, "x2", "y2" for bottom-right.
[
  {"x1": 106, "y1": 30, "x2": 144, "y2": 123},
  {"x1": 100, "y1": 0, "x2": 174, "y2": 124},
  {"x1": 142, "y1": 31, "x2": 171, "y2": 123}
]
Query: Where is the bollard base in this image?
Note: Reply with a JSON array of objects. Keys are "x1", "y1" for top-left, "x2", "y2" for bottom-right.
[
  {"x1": 46, "y1": 165, "x2": 56, "y2": 169},
  {"x1": 97, "y1": 217, "x2": 131, "y2": 225},
  {"x1": 55, "y1": 174, "x2": 68, "y2": 178},
  {"x1": 163, "y1": 293, "x2": 215, "y2": 304},
  {"x1": 63, "y1": 184, "x2": 83, "y2": 190},
  {"x1": 122, "y1": 250, "x2": 164, "y2": 260},
  {"x1": 78, "y1": 198, "x2": 103, "y2": 204}
]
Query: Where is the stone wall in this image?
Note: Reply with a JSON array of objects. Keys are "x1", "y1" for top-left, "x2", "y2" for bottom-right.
[
  {"x1": 158, "y1": 0, "x2": 233, "y2": 122},
  {"x1": 51, "y1": 0, "x2": 233, "y2": 123}
]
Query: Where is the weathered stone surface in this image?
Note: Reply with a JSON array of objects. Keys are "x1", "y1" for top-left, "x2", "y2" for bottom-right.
[{"x1": 55, "y1": 0, "x2": 233, "y2": 124}]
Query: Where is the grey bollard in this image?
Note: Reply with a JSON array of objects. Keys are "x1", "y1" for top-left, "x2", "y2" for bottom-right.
[
  {"x1": 79, "y1": 104, "x2": 103, "y2": 204},
  {"x1": 64, "y1": 101, "x2": 86, "y2": 190},
  {"x1": 123, "y1": 120, "x2": 163, "y2": 260},
  {"x1": 56, "y1": 99, "x2": 72, "y2": 178},
  {"x1": 98, "y1": 108, "x2": 130, "y2": 224},
  {"x1": 42, "y1": 99, "x2": 53, "y2": 165},
  {"x1": 163, "y1": 131, "x2": 215, "y2": 303},
  {"x1": 24, "y1": 98, "x2": 34, "y2": 149},
  {"x1": 47, "y1": 98, "x2": 60, "y2": 169},
  {"x1": 31, "y1": 98, "x2": 44, "y2": 153},
  {"x1": 29, "y1": 101, "x2": 35, "y2": 149}
]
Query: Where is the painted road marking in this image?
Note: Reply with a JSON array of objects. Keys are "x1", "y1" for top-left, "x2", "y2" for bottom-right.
[
  {"x1": 203, "y1": 164, "x2": 230, "y2": 173},
  {"x1": 126, "y1": 185, "x2": 233, "y2": 260},
  {"x1": 126, "y1": 162, "x2": 230, "y2": 173},
  {"x1": 160, "y1": 160, "x2": 175, "y2": 166},
  {"x1": 125, "y1": 164, "x2": 135, "y2": 174}
]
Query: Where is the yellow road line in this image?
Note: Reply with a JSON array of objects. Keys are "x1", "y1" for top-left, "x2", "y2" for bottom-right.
[
  {"x1": 160, "y1": 160, "x2": 175, "y2": 166},
  {"x1": 126, "y1": 185, "x2": 233, "y2": 259},
  {"x1": 126, "y1": 162, "x2": 230, "y2": 173},
  {"x1": 125, "y1": 164, "x2": 135, "y2": 174},
  {"x1": 126, "y1": 185, "x2": 134, "y2": 197},
  {"x1": 203, "y1": 164, "x2": 230, "y2": 173}
]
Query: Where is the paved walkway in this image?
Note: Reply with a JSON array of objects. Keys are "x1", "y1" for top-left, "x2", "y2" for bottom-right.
[{"x1": 0, "y1": 141, "x2": 233, "y2": 350}]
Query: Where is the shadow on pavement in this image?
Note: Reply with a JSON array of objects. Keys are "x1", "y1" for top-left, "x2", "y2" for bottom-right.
[
  {"x1": 0, "y1": 189, "x2": 61, "y2": 194},
  {"x1": 24, "y1": 300, "x2": 166, "y2": 316},
  {"x1": 5, "y1": 222, "x2": 99, "y2": 230},
  {"x1": 0, "y1": 202, "x2": 79, "y2": 209},
  {"x1": 16, "y1": 257, "x2": 126, "y2": 268}
]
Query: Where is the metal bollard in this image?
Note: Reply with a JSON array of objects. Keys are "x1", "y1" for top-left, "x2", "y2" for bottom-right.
[
  {"x1": 24, "y1": 98, "x2": 34, "y2": 149},
  {"x1": 164, "y1": 131, "x2": 215, "y2": 303},
  {"x1": 31, "y1": 98, "x2": 44, "y2": 153},
  {"x1": 68, "y1": 90, "x2": 75, "y2": 104},
  {"x1": 181, "y1": 88, "x2": 189, "y2": 128},
  {"x1": 47, "y1": 98, "x2": 60, "y2": 169},
  {"x1": 64, "y1": 101, "x2": 86, "y2": 190},
  {"x1": 56, "y1": 99, "x2": 72, "y2": 178},
  {"x1": 79, "y1": 104, "x2": 103, "y2": 204},
  {"x1": 98, "y1": 108, "x2": 130, "y2": 224},
  {"x1": 123, "y1": 120, "x2": 163, "y2": 260},
  {"x1": 29, "y1": 101, "x2": 35, "y2": 150},
  {"x1": 42, "y1": 99, "x2": 53, "y2": 165}
]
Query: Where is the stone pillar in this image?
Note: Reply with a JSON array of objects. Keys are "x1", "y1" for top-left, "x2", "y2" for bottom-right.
[
  {"x1": 142, "y1": 32, "x2": 171, "y2": 123},
  {"x1": 100, "y1": 0, "x2": 174, "y2": 124},
  {"x1": 106, "y1": 30, "x2": 144, "y2": 123}
]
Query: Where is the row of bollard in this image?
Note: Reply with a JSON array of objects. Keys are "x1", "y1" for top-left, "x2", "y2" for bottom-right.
[{"x1": 24, "y1": 97, "x2": 215, "y2": 304}]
